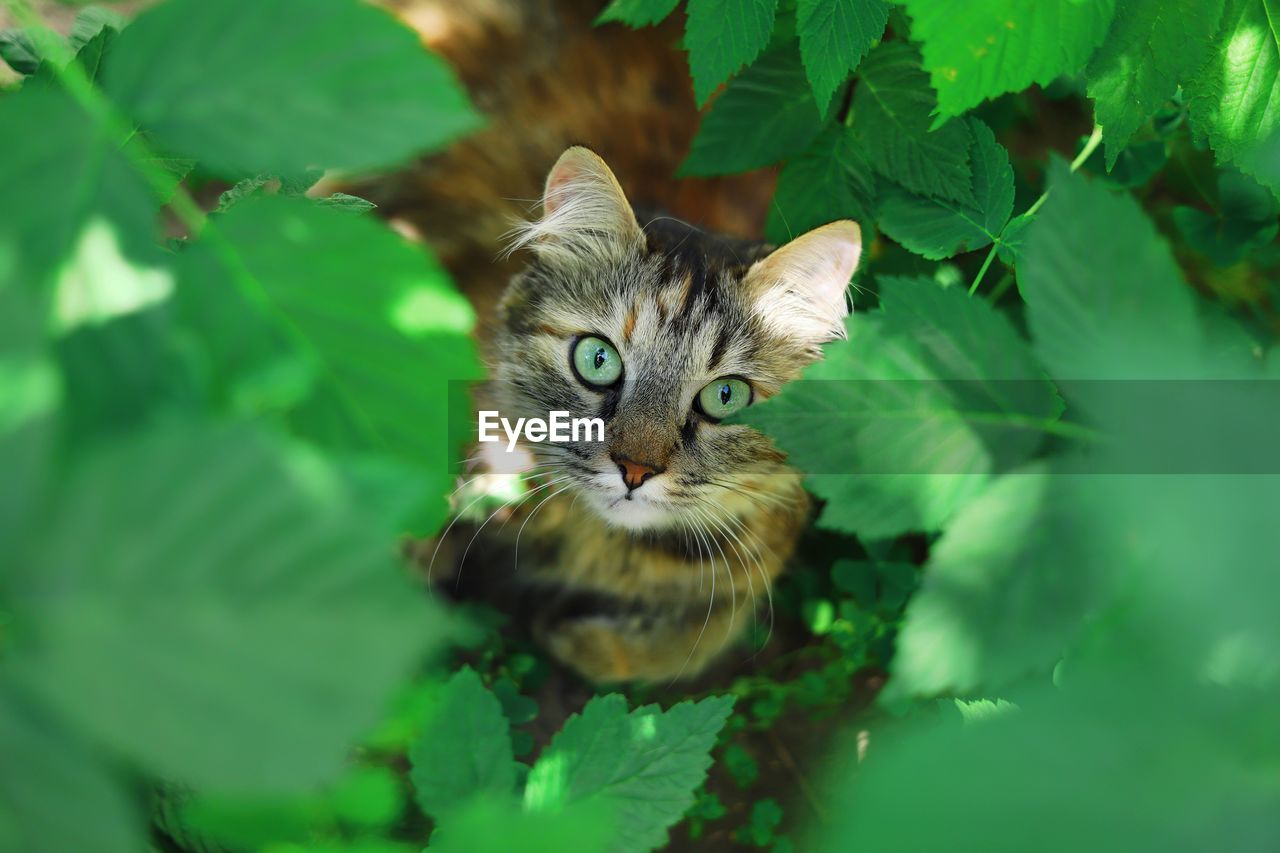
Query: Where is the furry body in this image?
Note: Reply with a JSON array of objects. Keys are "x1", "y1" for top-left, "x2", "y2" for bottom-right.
[{"x1": 365, "y1": 3, "x2": 861, "y2": 682}]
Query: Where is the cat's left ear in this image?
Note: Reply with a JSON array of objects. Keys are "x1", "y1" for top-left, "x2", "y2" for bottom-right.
[
  {"x1": 743, "y1": 220, "x2": 861, "y2": 346},
  {"x1": 507, "y1": 146, "x2": 645, "y2": 262}
]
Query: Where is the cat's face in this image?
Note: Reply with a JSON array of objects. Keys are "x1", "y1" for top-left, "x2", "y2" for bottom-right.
[{"x1": 490, "y1": 148, "x2": 861, "y2": 532}]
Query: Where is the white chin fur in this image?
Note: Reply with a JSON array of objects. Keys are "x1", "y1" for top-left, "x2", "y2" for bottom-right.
[{"x1": 581, "y1": 489, "x2": 678, "y2": 531}]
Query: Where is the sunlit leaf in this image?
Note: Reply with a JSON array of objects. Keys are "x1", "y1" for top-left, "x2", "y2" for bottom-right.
[
  {"x1": 102, "y1": 0, "x2": 481, "y2": 176},
  {"x1": 900, "y1": 0, "x2": 1115, "y2": 117},
  {"x1": 524, "y1": 694, "x2": 733, "y2": 852}
]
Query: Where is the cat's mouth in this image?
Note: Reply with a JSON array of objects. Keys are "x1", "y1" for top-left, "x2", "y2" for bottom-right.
[{"x1": 578, "y1": 481, "x2": 680, "y2": 532}]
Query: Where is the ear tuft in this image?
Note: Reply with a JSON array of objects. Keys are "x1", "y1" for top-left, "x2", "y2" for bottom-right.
[
  {"x1": 744, "y1": 220, "x2": 862, "y2": 347},
  {"x1": 504, "y1": 147, "x2": 644, "y2": 262}
]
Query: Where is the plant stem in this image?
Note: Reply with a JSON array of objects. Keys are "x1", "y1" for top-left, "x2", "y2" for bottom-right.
[
  {"x1": 969, "y1": 123, "x2": 1103, "y2": 295},
  {"x1": 967, "y1": 244, "x2": 998, "y2": 296}
]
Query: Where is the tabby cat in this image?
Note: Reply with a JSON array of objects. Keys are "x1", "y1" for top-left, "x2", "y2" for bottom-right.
[
  {"x1": 425, "y1": 148, "x2": 861, "y2": 682},
  {"x1": 359, "y1": 0, "x2": 862, "y2": 681}
]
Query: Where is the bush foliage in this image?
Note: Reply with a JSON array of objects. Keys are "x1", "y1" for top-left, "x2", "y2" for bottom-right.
[{"x1": 3, "y1": 0, "x2": 1279, "y2": 849}]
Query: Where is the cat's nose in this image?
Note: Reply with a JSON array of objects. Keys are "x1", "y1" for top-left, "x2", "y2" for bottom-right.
[{"x1": 612, "y1": 454, "x2": 662, "y2": 491}]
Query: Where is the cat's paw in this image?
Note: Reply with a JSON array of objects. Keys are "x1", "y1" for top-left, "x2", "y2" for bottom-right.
[{"x1": 543, "y1": 618, "x2": 638, "y2": 683}]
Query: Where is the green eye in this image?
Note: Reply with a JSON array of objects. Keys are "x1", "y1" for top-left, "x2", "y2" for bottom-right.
[
  {"x1": 697, "y1": 377, "x2": 752, "y2": 420},
  {"x1": 571, "y1": 335, "x2": 623, "y2": 387}
]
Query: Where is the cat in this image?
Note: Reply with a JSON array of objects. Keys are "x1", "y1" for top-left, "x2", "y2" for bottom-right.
[
  {"x1": 419, "y1": 147, "x2": 861, "y2": 682},
  {"x1": 352, "y1": 1, "x2": 862, "y2": 681}
]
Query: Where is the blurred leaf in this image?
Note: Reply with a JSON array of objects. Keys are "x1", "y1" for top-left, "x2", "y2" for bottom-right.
[
  {"x1": 175, "y1": 196, "x2": 480, "y2": 531},
  {"x1": 821, "y1": 675, "x2": 1280, "y2": 850},
  {"x1": 1080, "y1": 138, "x2": 1168, "y2": 188},
  {"x1": 885, "y1": 467, "x2": 1101, "y2": 699},
  {"x1": 684, "y1": 0, "x2": 779, "y2": 106},
  {"x1": 0, "y1": 28, "x2": 44, "y2": 75},
  {"x1": 1019, "y1": 161, "x2": 1202, "y2": 381},
  {"x1": 68, "y1": 6, "x2": 126, "y2": 51},
  {"x1": 877, "y1": 118, "x2": 1014, "y2": 259},
  {"x1": 900, "y1": 0, "x2": 1115, "y2": 117},
  {"x1": 796, "y1": 0, "x2": 888, "y2": 116},
  {"x1": 0, "y1": 284, "x2": 60, "y2": 546},
  {"x1": 766, "y1": 124, "x2": 875, "y2": 243},
  {"x1": 430, "y1": 796, "x2": 614, "y2": 853},
  {"x1": 854, "y1": 42, "x2": 974, "y2": 204},
  {"x1": 0, "y1": 83, "x2": 159, "y2": 290},
  {"x1": 681, "y1": 47, "x2": 823, "y2": 176},
  {"x1": 102, "y1": 0, "x2": 482, "y2": 177},
  {"x1": 1187, "y1": 0, "x2": 1280, "y2": 193},
  {"x1": 3, "y1": 423, "x2": 454, "y2": 792},
  {"x1": 331, "y1": 765, "x2": 405, "y2": 830},
  {"x1": 0, "y1": 689, "x2": 143, "y2": 853},
  {"x1": 1086, "y1": 0, "x2": 1225, "y2": 165},
  {"x1": 1173, "y1": 169, "x2": 1280, "y2": 265},
  {"x1": 409, "y1": 668, "x2": 517, "y2": 821},
  {"x1": 320, "y1": 192, "x2": 377, "y2": 214},
  {"x1": 745, "y1": 276, "x2": 1058, "y2": 538},
  {"x1": 722, "y1": 742, "x2": 760, "y2": 788},
  {"x1": 492, "y1": 677, "x2": 539, "y2": 725},
  {"x1": 736, "y1": 798, "x2": 783, "y2": 846},
  {"x1": 953, "y1": 697, "x2": 1018, "y2": 724},
  {"x1": 595, "y1": 0, "x2": 681, "y2": 27},
  {"x1": 523, "y1": 694, "x2": 733, "y2": 852},
  {"x1": 54, "y1": 304, "x2": 202, "y2": 442}
]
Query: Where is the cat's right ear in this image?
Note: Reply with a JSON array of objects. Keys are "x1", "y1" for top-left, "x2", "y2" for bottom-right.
[{"x1": 505, "y1": 146, "x2": 644, "y2": 262}]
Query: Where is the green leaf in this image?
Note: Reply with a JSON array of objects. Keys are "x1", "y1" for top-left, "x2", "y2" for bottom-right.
[
  {"x1": 797, "y1": 0, "x2": 888, "y2": 116},
  {"x1": 765, "y1": 124, "x2": 875, "y2": 243},
  {"x1": 886, "y1": 466, "x2": 1102, "y2": 699},
  {"x1": 1079, "y1": 138, "x2": 1169, "y2": 188},
  {"x1": 1187, "y1": 0, "x2": 1280, "y2": 192},
  {"x1": 822, "y1": 673, "x2": 1280, "y2": 850},
  {"x1": 409, "y1": 668, "x2": 517, "y2": 820},
  {"x1": 0, "y1": 28, "x2": 43, "y2": 75},
  {"x1": 854, "y1": 42, "x2": 975, "y2": 204},
  {"x1": 102, "y1": 0, "x2": 482, "y2": 177},
  {"x1": 744, "y1": 276, "x2": 1058, "y2": 538},
  {"x1": 523, "y1": 694, "x2": 734, "y2": 852},
  {"x1": 0, "y1": 84, "x2": 160, "y2": 290},
  {"x1": 319, "y1": 192, "x2": 377, "y2": 214},
  {"x1": 876, "y1": 118, "x2": 1014, "y2": 259},
  {"x1": 174, "y1": 195, "x2": 480, "y2": 529},
  {"x1": 1018, "y1": 161, "x2": 1201, "y2": 380},
  {"x1": 685, "y1": 0, "x2": 779, "y2": 106},
  {"x1": 0, "y1": 284, "x2": 60, "y2": 547},
  {"x1": 0, "y1": 690, "x2": 144, "y2": 853},
  {"x1": 3, "y1": 423, "x2": 455, "y2": 792},
  {"x1": 430, "y1": 796, "x2": 614, "y2": 853},
  {"x1": 994, "y1": 211, "x2": 1033, "y2": 264},
  {"x1": 1085, "y1": 0, "x2": 1225, "y2": 166},
  {"x1": 900, "y1": 0, "x2": 1116, "y2": 117},
  {"x1": 1174, "y1": 168, "x2": 1280, "y2": 264},
  {"x1": 681, "y1": 47, "x2": 823, "y2": 176},
  {"x1": 596, "y1": 0, "x2": 682, "y2": 27},
  {"x1": 68, "y1": 6, "x2": 126, "y2": 51}
]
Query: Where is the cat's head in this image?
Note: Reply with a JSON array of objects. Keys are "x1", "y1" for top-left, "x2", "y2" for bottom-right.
[{"x1": 490, "y1": 147, "x2": 861, "y2": 531}]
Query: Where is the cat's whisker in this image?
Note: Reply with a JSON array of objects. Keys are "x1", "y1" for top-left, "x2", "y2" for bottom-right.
[
  {"x1": 512, "y1": 481, "x2": 575, "y2": 574},
  {"x1": 454, "y1": 475, "x2": 574, "y2": 590},
  {"x1": 692, "y1": 495, "x2": 777, "y2": 653},
  {"x1": 670, "y1": 512, "x2": 718, "y2": 686},
  {"x1": 688, "y1": 504, "x2": 738, "y2": 641}
]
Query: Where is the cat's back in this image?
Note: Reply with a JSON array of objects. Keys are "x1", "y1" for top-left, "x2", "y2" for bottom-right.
[{"x1": 348, "y1": 0, "x2": 777, "y2": 324}]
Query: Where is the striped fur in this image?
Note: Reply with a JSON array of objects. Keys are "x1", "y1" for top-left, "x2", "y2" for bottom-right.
[{"x1": 433, "y1": 148, "x2": 862, "y2": 682}]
